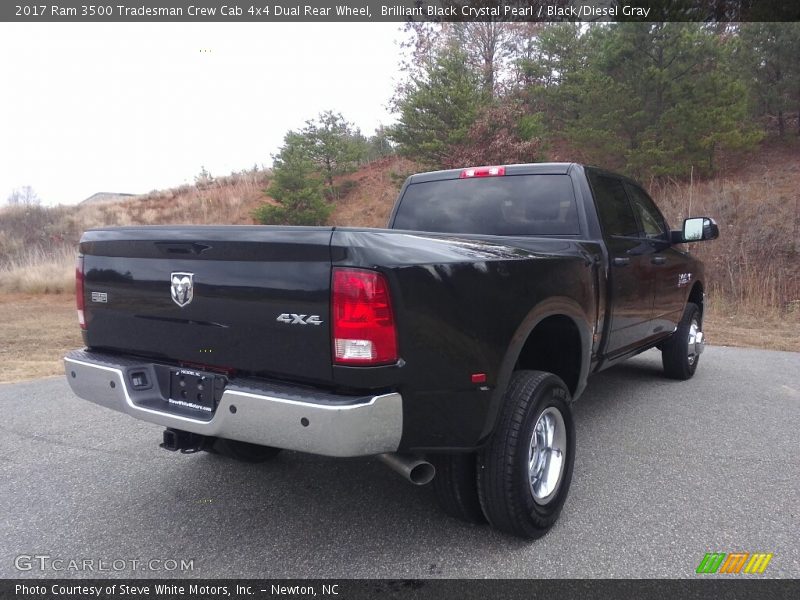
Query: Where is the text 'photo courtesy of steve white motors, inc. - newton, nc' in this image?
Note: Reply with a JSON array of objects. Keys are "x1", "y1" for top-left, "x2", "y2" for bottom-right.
[
  {"x1": 14, "y1": 3, "x2": 653, "y2": 19},
  {"x1": 14, "y1": 583, "x2": 340, "y2": 598}
]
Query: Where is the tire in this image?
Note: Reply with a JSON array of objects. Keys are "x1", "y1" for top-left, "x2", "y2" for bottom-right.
[
  {"x1": 210, "y1": 438, "x2": 282, "y2": 463},
  {"x1": 429, "y1": 453, "x2": 486, "y2": 523},
  {"x1": 661, "y1": 302, "x2": 703, "y2": 380},
  {"x1": 477, "y1": 370, "x2": 575, "y2": 539}
]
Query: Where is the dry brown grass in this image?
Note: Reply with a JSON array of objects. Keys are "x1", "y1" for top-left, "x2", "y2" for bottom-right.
[
  {"x1": 650, "y1": 143, "x2": 799, "y2": 317},
  {"x1": 704, "y1": 307, "x2": 800, "y2": 352},
  {"x1": 0, "y1": 246, "x2": 75, "y2": 294},
  {"x1": 66, "y1": 169, "x2": 274, "y2": 230},
  {"x1": 0, "y1": 169, "x2": 273, "y2": 276},
  {"x1": 0, "y1": 293, "x2": 82, "y2": 383},
  {"x1": 126, "y1": 169, "x2": 272, "y2": 226}
]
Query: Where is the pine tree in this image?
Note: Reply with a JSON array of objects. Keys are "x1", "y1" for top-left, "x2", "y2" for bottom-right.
[
  {"x1": 253, "y1": 132, "x2": 331, "y2": 226},
  {"x1": 738, "y1": 23, "x2": 800, "y2": 137},
  {"x1": 299, "y1": 111, "x2": 367, "y2": 191},
  {"x1": 543, "y1": 23, "x2": 760, "y2": 177},
  {"x1": 389, "y1": 44, "x2": 485, "y2": 168}
]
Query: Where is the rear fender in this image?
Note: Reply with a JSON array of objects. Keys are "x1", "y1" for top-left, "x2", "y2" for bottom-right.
[{"x1": 478, "y1": 297, "x2": 592, "y2": 443}]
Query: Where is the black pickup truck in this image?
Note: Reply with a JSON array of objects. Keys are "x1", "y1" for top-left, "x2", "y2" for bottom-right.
[{"x1": 64, "y1": 163, "x2": 718, "y2": 539}]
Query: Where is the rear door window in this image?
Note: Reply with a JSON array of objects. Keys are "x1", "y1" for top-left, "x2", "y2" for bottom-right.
[
  {"x1": 625, "y1": 183, "x2": 669, "y2": 240},
  {"x1": 587, "y1": 172, "x2": 639, "y2": 238}
]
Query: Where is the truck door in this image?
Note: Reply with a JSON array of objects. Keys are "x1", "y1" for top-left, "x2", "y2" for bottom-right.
[
  {"x1": 624, "y1": 183, "x2": 686, "y2": 335},
  {"x1": 587, "y1": 172, "x2": 655, "y2": 356}
]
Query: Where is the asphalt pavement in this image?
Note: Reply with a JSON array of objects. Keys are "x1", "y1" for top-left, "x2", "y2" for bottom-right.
[{"x1": 1, "y1": 346, "x2": 798, "y2": 579}]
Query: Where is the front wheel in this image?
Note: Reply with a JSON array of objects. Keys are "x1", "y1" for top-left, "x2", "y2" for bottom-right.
[
  {"x1": 661, "y1": 302, "x2": 703, "y2": 380},
  {"x1": 477, "y1": 370, "x2": 575, "y2": 539}
]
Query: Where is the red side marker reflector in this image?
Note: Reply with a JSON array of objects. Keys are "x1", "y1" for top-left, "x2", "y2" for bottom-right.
[
  {"x1": 460, "y1": 166, "x2": 505, "y2": 178},
  {"x1": 471, "y1": 373, "x2": 487, "y2": 384}
]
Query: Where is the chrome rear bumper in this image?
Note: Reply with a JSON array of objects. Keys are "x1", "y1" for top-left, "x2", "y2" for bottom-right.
[{"x1": 64, "y1": 349, "x2": 402, "y2": 457}]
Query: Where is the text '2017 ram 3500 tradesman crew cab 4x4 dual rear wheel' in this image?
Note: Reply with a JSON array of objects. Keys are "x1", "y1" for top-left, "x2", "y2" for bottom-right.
[{"x1": 64, "y1": 163, "x2": 719, "y2": 539}]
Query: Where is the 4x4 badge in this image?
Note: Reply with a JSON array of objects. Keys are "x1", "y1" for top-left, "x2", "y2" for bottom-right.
[
  {"x1": 171, "y1": 272, "x2": 194, "y2": 307},
  {"x1": 276, "y1": 313, "x2": 323, "y2": 325}
]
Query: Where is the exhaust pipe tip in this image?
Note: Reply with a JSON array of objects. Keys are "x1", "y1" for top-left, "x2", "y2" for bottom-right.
[
  {"x1": 378, "y1": 453, "x2": 435, "y2": 486},
  {"x1": 407, "y1": 461, "x2": 436, "y2": 486}
]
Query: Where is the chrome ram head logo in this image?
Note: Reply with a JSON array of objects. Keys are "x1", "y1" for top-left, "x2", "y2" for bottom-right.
[{"x1": 170, "y1": 272, "x2": 194, "y2": 307}]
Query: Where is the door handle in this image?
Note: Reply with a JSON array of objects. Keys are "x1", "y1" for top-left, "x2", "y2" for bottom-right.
[
  {"x1": 651, "y1": 256, "x2": 666, "y2": 265},
  {"x1": 612, "y1": 257, "x2": 630, "y2": 267}
]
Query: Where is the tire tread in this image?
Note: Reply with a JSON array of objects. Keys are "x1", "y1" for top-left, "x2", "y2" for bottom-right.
[
  {"x1": 662, "y1": 302, "x2": 701, "y2": 380},
  {"x1": 430, "y1": 453, "x2": 485, "y2": 523},
  {"x1": 477, "y1": 370, "x2": 571, "y2": 538}
]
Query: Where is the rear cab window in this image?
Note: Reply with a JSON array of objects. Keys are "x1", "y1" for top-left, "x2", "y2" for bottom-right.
[{"x1": 391, "y1": 174, "x2": 580, "y2": 236}]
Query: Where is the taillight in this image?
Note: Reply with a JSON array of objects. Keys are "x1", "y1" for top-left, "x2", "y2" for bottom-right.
[
  {"x1": 332, "y1": 268, "x2": 397, "y2": 365},
  {"x1": 76, "y1": 256, "x2": 86, "y2": 330},
  {"x1": 460, "y1": 165, "x2": 506, "y2": 178}
]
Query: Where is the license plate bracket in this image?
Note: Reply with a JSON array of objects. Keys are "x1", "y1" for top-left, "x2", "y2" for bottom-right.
[{"x1": 168, "y1": 368, "x2": 223, "y2": 415}]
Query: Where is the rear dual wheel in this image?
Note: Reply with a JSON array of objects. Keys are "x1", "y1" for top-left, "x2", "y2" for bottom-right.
[
  {"x1": 430, "y1": 452, "x2": 485, "y2": 523},
  {"x1": 432, "y1": 370, "x2": 575, "y2": 539}
]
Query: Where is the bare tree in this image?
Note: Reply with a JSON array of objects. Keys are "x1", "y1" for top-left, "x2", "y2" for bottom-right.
[
  {"x1": 6, "y1": 186, "x2": 41, "y2": 206},
  {"x1": 444, "y1": 22, "x2": 518, "y2": 98},
  {"x1": 397, "y1": 20, "x2": 548, "y2": 102}
]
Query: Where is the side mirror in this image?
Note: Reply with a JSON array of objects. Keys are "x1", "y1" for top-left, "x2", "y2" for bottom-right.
[{"x1": 672, "y1": 217, "x2": 719, "y2": 243}]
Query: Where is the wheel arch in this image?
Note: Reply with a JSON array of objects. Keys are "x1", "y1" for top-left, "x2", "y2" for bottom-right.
[
  {"x1": 479, "y1": 297, "x2": 592, "y2": 443},
  {"x1": 688, "y1": 281, "x2": 704, "y2": 318}
]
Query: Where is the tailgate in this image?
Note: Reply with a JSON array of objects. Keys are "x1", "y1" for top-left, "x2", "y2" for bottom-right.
[{"x1": 80, "y1": 226, "x2": 334, "y2": 384}]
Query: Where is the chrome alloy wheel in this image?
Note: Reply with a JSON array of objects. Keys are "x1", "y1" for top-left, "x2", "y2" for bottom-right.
[
  {"x1": 688, "y1": 318, "x2": 704, "y2": 365},
  {"x1": 528, "y1": 406, "x2": 567, "y2": 505}
]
